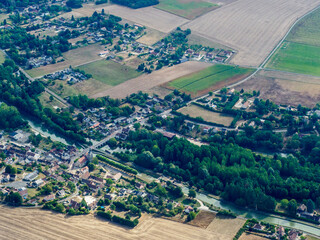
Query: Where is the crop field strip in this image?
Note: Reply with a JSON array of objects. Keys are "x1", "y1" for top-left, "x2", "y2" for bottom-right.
[{"x1": 166, "y1": 64, "x2": 253, "y2": 95}]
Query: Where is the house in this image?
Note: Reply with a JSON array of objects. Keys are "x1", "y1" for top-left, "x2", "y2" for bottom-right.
[
  {"x1": 74, "y1": 156, "x2": 88, "y2": 168},
  {"x1": 1, "y1": 173, "x2": 10, "y2": 183},
  {"x1": 57, "y1": 189, "x2": 66, "y2": 197},
  {"x1": 107, "y1": 172, "x2": 122, "y2": 182},
  {"x1": 135, "y1": 182, "x2": 145, "y2": 190},
  {"x1": 187, "y1": 122, "x2": 194, "y2": 130},
  {"x1": 252, "y1": 223, "x2": 263, "y2": 231},
  {"x1": 297, "y1": 204, "x2": 307, "y2": 213},
  {"x1": 184, "y1": 206, "x2": 194, "y2": 214},
  {"x1": 43, "y1": 194, "x2": 55, "y2": 202},
  {"x1": 23, "y1": 170, "x2": 38, "y2": 181},
  {"x1": 277, "y1": 226, "x2": 285, "y2": 238},
  {"x1": 288, "y1": 229, "x2": 299, "y2": 240},
  {"x1": 9, "y1": 174, "x2": 16, "y2": 181},
  {"x1": 105, "y1": 193, "x2": 117, "y2": 201},
  {"x1": 84, "y1": 196, "x2": 97, "y2": 210},
  {"x1": 18, "y1": 187, "x2": 28, "y2": 199},
  {"x1": 32, "y1": 179, "x2": 44, "y2": 188},
  {"x1": 70, "y1": 196, "x2": 83, "y2": 209}
]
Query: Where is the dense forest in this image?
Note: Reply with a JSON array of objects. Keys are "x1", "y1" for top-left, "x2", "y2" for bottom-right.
[
  {"x1": 0, "y1": 59, "x2": 87, "y2": 144},
  {"x1": 0, "y1": 103, "x2": 26, "y2": 130},
  {"x1": 111, "y1": 0, "x2": 159, "y2": 9},
  {"x1": 0, "y1": 0, "x2": 46, "y2": 12},
  {"x1": 116, "y1": 128, "x2": 320, "y2": 214}
]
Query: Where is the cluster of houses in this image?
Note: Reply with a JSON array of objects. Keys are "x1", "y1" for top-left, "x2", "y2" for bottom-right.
[
  {"x1": 44, "y1": 68, "x2": 88, "y2": 85},
  {"x1": 27, "y1": 56, "x2": 53, "y2": 69},
  {"x1": 296, "y1": 204, "x2": 320, "y2": 223},
  {"x1": 184, "y1": 48, "x2": 234, "y2": 63}
]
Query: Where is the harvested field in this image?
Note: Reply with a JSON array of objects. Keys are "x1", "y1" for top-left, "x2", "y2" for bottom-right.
[
  {"x1": 235, "y1": 70, "x2": 320, "y2": 108},
  {"x1": 27, "y1": 44, "x2": 106, "y2": 78},
  {"x1": 239, "y1": 232, "x2": 269, "y2": 240},
  {"x1": 155, "y1": 0, "x2": 218, "y2": 20},
  {"x1": 137, "y1": 28, "x2": 167, "y2": 45},
  {"x1": 0, "y1": 206, "x2": 237, "y2": 240},
  {"x1": 188, "y1": 211, "x2": 216, "y2": 228},
  {"x1": 206, "y1": 216, "x2": 245, "y2": 238},
  {"x1": 178, "y1": 104, "x2": 234, "y2": 126},
  {"x1": 187, "y1": 33, "x2": 230, "y2": 50},
  {"x1": 76, "y1": 60, "x2": 141, "y2": 86},
  {"x1": 166, "y1": 64, "x2": 253, "y2": 97},
  {"x1": 183, "y1": 0, "x2": 320, "y2": 67},
  {"x1": 92, "y1": 61, "x2": 212, "y2": 99},
  {"x1": 60, "y1": 3, "x2": 189, "y2": 33}
]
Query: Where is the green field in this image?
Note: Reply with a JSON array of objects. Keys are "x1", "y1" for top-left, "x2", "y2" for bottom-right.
[
  {"x1": 155, "y1": 0, "x2": 218, "y2": 19},
  {"x1": 267, "y1": 8, "x2": 320, "y2": 76},
  {"x1": 167, "y1": 64, "x2": 253, "y2": 95},
  {"x1": 76, "y1": 60, "x2": 141, "y2": 86},
  {"x1": 268, "y1": 41, "x2": 320, "y2": 76}
]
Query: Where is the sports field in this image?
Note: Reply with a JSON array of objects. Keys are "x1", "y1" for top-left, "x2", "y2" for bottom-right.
[
  {"x1": 155, "y1": 0, "x2": 218, "y2": 19},
  {"x1": 166, "y1": 64, "x2": 253, "y2": 96},
  {"x1": 77, "y1": 60, "x2": 141, "y2": 86},
  {"x1": 267, "y1": 8, "x2": 320, "y2": 76}
]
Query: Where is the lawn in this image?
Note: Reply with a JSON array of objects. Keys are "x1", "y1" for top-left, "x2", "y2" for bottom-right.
[
  {"x1": 178, "y1": 104, "x2": 234, "y2": 126},
  {"x1": 267, "y1": 41, "x2": 320, "y2": 76},
  {"x1": 76, "y1": 60, "x2": 141, "y2": 86},
  {"x1": 167, "y1": 64, "x2": 253, "y2": 95},
  {"x1": 155, "y1": 0, "x2": 218, "y2": 19}
]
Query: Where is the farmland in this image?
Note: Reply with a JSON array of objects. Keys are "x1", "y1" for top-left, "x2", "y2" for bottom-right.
[
  {"x1": 267, "y1": 8, "x2": 320, "y2": 76},
  {"x1": 183, "y1": 0, "x2": 320, "y2": 67},
  {"x1": 26, "y1": 44, "x2": 106, "y2": 78},
  {"x1": 76, "y1": 60, "x2": 141, "y2": 86},
  {"x1": 178, "y1": 104, "x2": 234, "y2": 126},
  {"x1": 267, "y1": 42, "x2": 320, "y2": 76},
  {"x1": 166, "y1": 64, "x2": 253, "y2": 97},
  {"x1": 92, "y1": 61, "x2": 212, "y2": 99},
  {"x1": 234, "y1": 70, "x2": 320, "y2": 108},
  {"x1": 0, "y1": 206, "x2": 242, "y2": 240},
  {"x1": 136, "y1": 28, "x2": 167, "y2": 45},
  {"x1": 155, "y1": 0, "x2": 218, "y2": 20},
  {"x1": 60, "y1": 3, "x2": 189, "y2": 33}
]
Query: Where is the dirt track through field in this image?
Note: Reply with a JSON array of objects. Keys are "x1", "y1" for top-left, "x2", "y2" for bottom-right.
[
  {"x1": 91, "y1": 61, "x2": 212, "y2": 99},
  {"x1": 0, "y1": 206, "x2": 239, "y2": 240},
  {"x1": 183, "y1": 0, "x2": 320, "y2": 67}
]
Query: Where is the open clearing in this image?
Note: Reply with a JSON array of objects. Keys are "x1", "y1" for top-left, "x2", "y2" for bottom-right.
[
  {"x1": 166, "y1": 64, "x2": 253, "y2": 97},
  {"x1": 77, "y1": 60, "x2": 141, "y2": 86},
  {"x1": 187, "y1": 33, "x2": 231, "y2": 50},
  {"x1": 49, "y1": 78, "x2": 112, "y2": 98},
  {"x1": 0, "y1": 51, "x2": 6, "y2": 64},
  {"x1": 0, "y1": 206, "x2": 241, "y2": 240},
  {"x1": 183, "y1": 0, "x2": 320, "y2": 67},
  {"x1": 178, "y1": 104, "x2": 234, "y2": 126},
  {"x1": 136, "y1": 28, "x2": 167, "y2": 45},
  {"x1": 206, "y1": 216, "x2": 245, "y2": 237},
  {"x1": 188, "y1": 211, "x2": 216, "y2": 228},
  {"x1": 60, "y1": 3, "x2": 189, "y2": 33},
  {"x1": 239, "y1": 232, "x2": 268, "y2": 240},
  {"x1": 92, "y1": 61, "x2": 212, "y2": 99},
  {"x1": 267, "y1": 8, "x2": 320, "y2": 76},
  {"x1": 26, "y1": 44, "x2": 106, "y2": 78},
  {"x1": 155, "y1": 0, "x2": 218, "y2": 20},
  {"x1": 235, "y1": 70, "x2": 320, "y2": 108}
]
